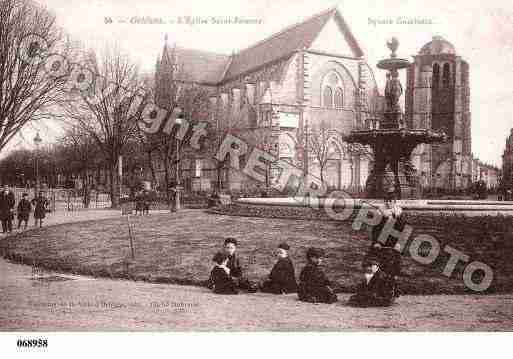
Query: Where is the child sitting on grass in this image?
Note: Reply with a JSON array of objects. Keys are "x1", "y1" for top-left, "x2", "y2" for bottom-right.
[
  {"x1": 347, "y1": 257, "x2": 395, "y2": 307},
  {"x1": 297, "y1": 247, "x2": 337, "y2": 304},
  {"x1": 223, "y1": 237, "x2": 258, "y2": 293},
  {"x1": 209, "y1": 252, "x2": 238, "y2": 295},
  {"x1": 260, "y1": 242, "x2": 297, "y2": 294}
]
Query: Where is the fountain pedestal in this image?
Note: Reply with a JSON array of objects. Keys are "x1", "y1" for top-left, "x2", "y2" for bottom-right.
[{"x1": 346, "y1": 38, "x2": 447, "y2": 199}]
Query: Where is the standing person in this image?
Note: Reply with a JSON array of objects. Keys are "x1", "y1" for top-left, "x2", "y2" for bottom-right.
[
  {"x1": 260, "y1": 242, "x2": 298, "y2": 294},
  {"x1": 365, "y1": 191, "x2": 403, "y2": 296},
  {"x1": 0, "y1": 186, "x2": 15, "y2": 233},
  {"x1": 297, "y1": 247, "x2": 337, "y2": 304},
  {"x1": 135, "y1": 190, "x2": 144, "y2": 216},
  {"x1": 142, "y1": 190, "x2": 150, "y2": 215},
  {"x1": 369, "y1": 191, "x2": 404, "y2": 248},
  {"x1": 32, "y1": 191, "x2": 49, "y2": 228},
  {"x1": 17, "y1": 193, "x2": 32, "y2": 230}
]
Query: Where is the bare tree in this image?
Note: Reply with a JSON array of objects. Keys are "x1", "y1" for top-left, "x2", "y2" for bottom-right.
[
  {"x1": 0, "y1": 0, "x2": 70, "y2": 154},
  {"x1": 61, "y1": 46, "x2": 148, "y2": 208},
  {"x1": 59, "y1": 126, "x2": 99, "y2": 207},
  {"x1": 148, "y1": 53, "x2": 212, "y2": 201},
  {"x1": 308, "y1": 120, "x2": 335, "y2": 184}
]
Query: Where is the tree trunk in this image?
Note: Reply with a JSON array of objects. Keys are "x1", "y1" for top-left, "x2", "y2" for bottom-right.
[
  {"x1": 163, "y1": 155, "x2": 171, "y2": 205},
  {"x1": 109, "y1": 162, "x2": 119, "y2": 209},
  {"x1": 147, "y1": 150, "x2": 157, "y2": 186},
  {"x1": 82, "y1": 170, "x2": 91, "y2": 208}
]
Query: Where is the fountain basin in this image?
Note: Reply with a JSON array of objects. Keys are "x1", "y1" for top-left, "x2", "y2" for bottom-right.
[{"x1": 235, "y1": 197, "x2": 513, "y2": 214}]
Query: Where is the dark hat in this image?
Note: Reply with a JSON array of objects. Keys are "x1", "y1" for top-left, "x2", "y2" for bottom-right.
[
  {"x1": 278, "y1": 242, "x2": 290, "y2": 250},
  {"x1": 224, "y1": 237, "x2": 238, "y2": 246},
  {"x1": 306, "y1": 247, "x2": 325, "y2": 259},
  {"x1": 212, "y1": 252, "x2": 228, "y2": 264},
  {"x1": 362, "y1": 256, "x2": 380, "y2": 267}
]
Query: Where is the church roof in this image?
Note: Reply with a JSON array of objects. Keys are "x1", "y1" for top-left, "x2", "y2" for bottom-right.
[
  {"x1": 223, "y1": 7, "x2": 364, "y2": 81},
  {"x1": 419, "y1": 36, "x2": 456, "y2": 56},
  {"x1": 172, "y1": 47, "x2": 231, "y2": 84},
  {"x1": 159, "y1": 7, "x2": 364, "y2": 85}
]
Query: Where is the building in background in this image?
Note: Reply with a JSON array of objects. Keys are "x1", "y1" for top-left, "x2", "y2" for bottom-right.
[
  {"x1": 502, "y1": 128, "x2": 513, "y2": 188},
  {"x1": 405, "y1": 36, "x2": 473, "y2": 191},
  {"x1": 154, "y1": 7, "x2": 381, "y2": 193},
  {"x1": 479, "y1": 162, "x2": 500, "y2": 190}
]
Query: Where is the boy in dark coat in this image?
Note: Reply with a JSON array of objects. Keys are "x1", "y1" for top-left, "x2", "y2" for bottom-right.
[
  {"x1": 260, "y1": 242, "x2": 297, "y2": 294},
  {"x1": 17, "y1": 193, "x2": 32, "y2": 229},
  {"x1": 135, "y1": 191, "x2": 144, "y2": 215},
  {"x1": 223, "y1": 237, "x2": 258, "y2": 292},
  {"x1": 0, "y1": 186, "x2": 15, "y2": 233},
  {"x1": 31, "y1": 191, "x2": 48, "y2": 228},
  {"x1": 209, "y1": 252, "x2": 238, "y2": 295},
  {"x1": 366, "y1": 193, "x2": 404, "y2": 296},
  {"x1": 348, "y1": 257, "x2": 396, "y2": 307},
  {"x1": 298, "y1": 247, "x2": 337, "y2": 304},
  {"x1": 142, "y1": 190, "x2": 150, "y2": 215}
]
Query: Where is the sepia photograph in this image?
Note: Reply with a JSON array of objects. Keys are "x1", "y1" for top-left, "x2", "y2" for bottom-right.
[{"x1": 0, "y1": 0, "x2": 512, "y2": 356}]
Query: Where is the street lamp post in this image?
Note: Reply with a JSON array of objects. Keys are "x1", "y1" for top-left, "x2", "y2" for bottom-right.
[
  {"x1": 174, "y1": 115, "x2": 183, "y2": 211},
  {"x1": 304, "y1": 119, "x2": 309, "y2": 176},
  {"x1": 33, "y1": 132, "x2": 42, "y2": 196}
]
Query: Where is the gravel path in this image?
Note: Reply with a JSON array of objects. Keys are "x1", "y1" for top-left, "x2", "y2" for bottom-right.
[
  {"x1": 1, "y1": 257, "x2": 513, "y2": 331},
  {"x1": 1, "y1": 209, "x2": 513, "y2": 331}
]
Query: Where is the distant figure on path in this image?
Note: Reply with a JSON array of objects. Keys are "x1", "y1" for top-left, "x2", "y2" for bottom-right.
[
  {"x1": 32, "y1": 191, "x2": 49, "y2": 228},
  {"x1": 135, "y1": 191, "x2": 144, "y2": 216},
  {"x1": 297, "y1": 247, "x2": 337, "y2": 304},
  {"x1": 0, "y1": 186, "x2": 15, "y2": 233},
  {"x1": 207, "y1": 190, "x2": 221, "y2": 208},
  {"x1": 142, "y1": 190, "x2": 150, "y2": 215},
  {"x1": 348, "y1": 257, "x2": 396, "y2": 307},
  {"x1": 260, "y1": 242, "x2": 297, "y2": 294},
  {"x1": 17, "y1": 193, "x2": 32, "y2": 230},
  {"x1": 209, "y1": 252, "x2": 238, "y2": 295}
]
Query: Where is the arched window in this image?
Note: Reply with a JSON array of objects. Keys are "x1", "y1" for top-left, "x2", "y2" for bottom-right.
[
  {"x1": 334, "y1": 87, "x2": 344, "y2": 109},
  {"x1": 321, "y1": 71, "x2": 345, "y2": 109},
  {"x1": 323, "y1": 86, "x2": 333, "y2": 108},
  {"x1": 432, "y1": 63, "x2": 440, "y2": 87},
  {"x1": 442, "y1": 63, "x2": 451, "y2": 87}
]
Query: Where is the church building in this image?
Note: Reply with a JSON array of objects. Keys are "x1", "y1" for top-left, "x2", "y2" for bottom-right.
[
  {"x1": 154, "y1": 7, "x2": 380, "y2": 194},
  {"x1": 502, "y1": 129, "x2": 513, "y2": 188},
  {"x1": 405, "y1": 36, "x2": 473, "y2": 191}
]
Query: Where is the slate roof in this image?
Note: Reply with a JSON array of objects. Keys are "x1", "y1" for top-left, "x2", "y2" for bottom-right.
[
  {"x1": 168, "y1": 46, "x2": 231, "y2": 85},
  {"x1": 160, "y1": 7, "x2": 364, "y2": 85}
]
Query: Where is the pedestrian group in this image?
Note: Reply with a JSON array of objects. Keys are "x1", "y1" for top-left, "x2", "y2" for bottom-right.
[{"x1": 0, "y1": 186, "x2": 49, "y2": 233}]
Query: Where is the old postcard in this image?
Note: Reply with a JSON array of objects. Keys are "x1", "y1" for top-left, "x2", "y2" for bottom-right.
[{"x1": 0, "y1": 0, "x2": 512, "y2": 356}]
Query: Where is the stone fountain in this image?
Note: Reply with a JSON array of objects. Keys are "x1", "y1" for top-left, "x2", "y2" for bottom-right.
[{"x1": 346, "y1": 38, "x2": 447, "y2": 199}]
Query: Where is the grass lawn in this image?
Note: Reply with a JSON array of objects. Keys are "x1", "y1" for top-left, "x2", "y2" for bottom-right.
[{"x1": 1, "y1": 209, "x2": 512, "y2": 295}]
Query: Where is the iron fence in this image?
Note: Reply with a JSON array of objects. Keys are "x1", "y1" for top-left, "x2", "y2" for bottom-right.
[{"x1": 11, "y1": 187, "x2": 111, "y2": 212}]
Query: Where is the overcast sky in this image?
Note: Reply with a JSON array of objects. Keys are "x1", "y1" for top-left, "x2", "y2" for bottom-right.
[{"x1": 9, "y1": 0, "x2": 513, "y2": 167}]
